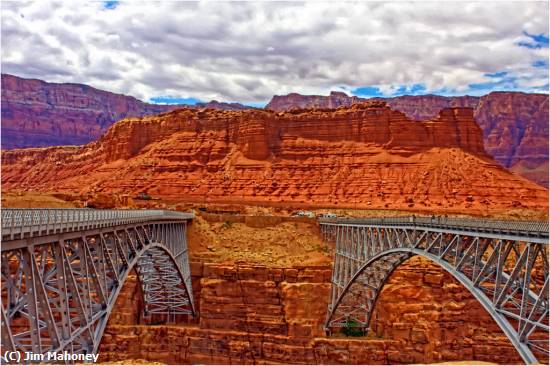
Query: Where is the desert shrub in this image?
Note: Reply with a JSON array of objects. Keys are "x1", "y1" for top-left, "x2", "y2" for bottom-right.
[{"x1": 341, "y1": 318, "x2": 366, "y2": 337}]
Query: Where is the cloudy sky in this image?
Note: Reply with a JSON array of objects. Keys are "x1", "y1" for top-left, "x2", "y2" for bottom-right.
[{"x1": 1, "y1": 1, "x2": 548, "y2": 106}]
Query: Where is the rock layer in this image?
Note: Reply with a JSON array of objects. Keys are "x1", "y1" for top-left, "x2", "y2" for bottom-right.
[
  {"x1": 2, "y1": 103, "x2": 547, "y2": 213},
  {"x1": 98, "y1": 258, "x2": 524, "y2": 364},
  {"x1": 1, "y1": 73, "x2": 250, "y2": 149},
  {"x1": 267, "y1": 91, "x2": 549, "y2": 187}
]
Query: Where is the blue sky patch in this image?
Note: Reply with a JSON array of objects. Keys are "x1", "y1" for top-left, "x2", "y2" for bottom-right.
[
  {"x1": 351, "y1": 83, "x2": 427, "y2": 98},
  {"x1": 244, "y1": 101, "x2": 267, "y2": 108},
  {"x1": 150, "y1": 96, "x2": 202, "y2": 105},
  {"x1": 351, "y1": 86, "x2": 384, "y2": 97},
  {"x1": 395, "y1": 83, "x2": 427, "y2": 95},
  {"x1": 468, "y1": 73, "x2": 519, "y2": 94},
  {"x1": 533, "y1": 59, "x2": 548, "y2": 68},
  {"x1": 517, "y1": 31, "x2": 549, "y2": 49},
  {"x1": 103, "y1": 1, "x2": 119, "y2": 10},
  {"x1": 485, "y1": 71, "x2": 508, "y2": 78}
]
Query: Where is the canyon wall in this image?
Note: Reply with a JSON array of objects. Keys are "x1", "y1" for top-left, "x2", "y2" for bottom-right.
[
  {"x1": 267, "y1": 91, "x2": 549, "y2": 187},
  {"x1": 1, "y1": 73, "x2": 250, "y2": 149},
  {"x1": 98, "y1": 258, "x2": 523, "y2": 364}
]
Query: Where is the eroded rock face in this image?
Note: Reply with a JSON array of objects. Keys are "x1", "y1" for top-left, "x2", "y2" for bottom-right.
[
  {"x1": 1, "y1": 74, "x2": 176, "y2": 148},
  {"x1": 2, "y1": 103, "x2": 547, "y2": 213},
  {"x1": 98, "y1": 259, "x2": 524, "y2": 364},
  {"x1": 267, "y1": 91, "x2": 364, "y2": 111},
  {"x1": 1, "y1": 73, "x2": 251, "y2": 149},
  {"x1": 474, "y1": 92, "x2": 549, "y2": 188},
  {"x1": 267, "y1": 91, "x2": 549, "y2": 187}
]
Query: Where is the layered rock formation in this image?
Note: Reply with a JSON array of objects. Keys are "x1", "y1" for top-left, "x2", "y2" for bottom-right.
[
  {"x1": 267, "y1": 91, "x2": 549, "y2": 187},
  {"x1": 2, "y1": 102, "x2": 547, "y2": 214},
  {"x1": 1, "y1": 73, "x2": 251, "y2": 149},
  {"x1": 98, "y1": 258, "x2": 524, "y2": 364},
  {"x1": 4, "y1": 72, "x2": 547, "y2": 187}
]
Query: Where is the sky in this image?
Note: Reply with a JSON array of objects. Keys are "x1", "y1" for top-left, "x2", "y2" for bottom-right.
[{"x1": 1, "y1": 1, "x2": 548, "y2": 107}]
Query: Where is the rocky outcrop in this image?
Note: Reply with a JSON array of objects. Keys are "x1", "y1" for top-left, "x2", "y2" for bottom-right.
[
  {"x1": 1, "y1": 73, "x2": 251, "y2": 149},
  {"x1": 98, "y1": 258, "x2": 524, "y2": 364},
  {"x1": 196, "y1": 100, "x2": 252, "y2": 111},
  {"x1": 2, "y1": 103, "x2": 547, "y2": 214},
  {"x1": 266, "y1": 91, "x2": 549, "y2": 188},
  {"x1": 267, "y1": 91, "x2": 364, "y2": 111}
]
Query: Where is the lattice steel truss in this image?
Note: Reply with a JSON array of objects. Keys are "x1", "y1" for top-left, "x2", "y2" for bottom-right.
[
  {"x1": 320, "y1": 217, "x2": 549, "y2": 364},
  {"x1": 1, "y1": 209, "x2": 195, "y2": 362}
]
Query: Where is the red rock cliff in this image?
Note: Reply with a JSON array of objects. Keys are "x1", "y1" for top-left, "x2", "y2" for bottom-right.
[
  {"x1": 267, "y1": 91, "x2": 549, "y2": 188},
  {"x1": 2, "y1": 102, "x2": 547, "y2": 214}
]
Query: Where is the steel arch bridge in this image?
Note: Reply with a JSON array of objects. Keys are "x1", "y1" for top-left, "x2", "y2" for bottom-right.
[
  {"x1": 320, "y1": 216, "x2": 549, "y2": 364},
  {"x1": 0, "y1": 208, "x2": 195, "y2": 362}
]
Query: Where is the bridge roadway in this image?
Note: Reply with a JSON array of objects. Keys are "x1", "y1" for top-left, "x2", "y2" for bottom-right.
[
  {"x1": 320, "y1": 216, "x2": 549, "y2": 365},
  {"x1": 1, "y1": 208, "x2": 195, "y2": 363}
]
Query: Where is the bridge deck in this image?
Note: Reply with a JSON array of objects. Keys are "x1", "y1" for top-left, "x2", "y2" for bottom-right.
[
  {"x1": 2, "y1": 208, "x2": 194, "y2": 242},
  {"x1": 319, "y1": 216, "x2": 548, "y2": 241}
]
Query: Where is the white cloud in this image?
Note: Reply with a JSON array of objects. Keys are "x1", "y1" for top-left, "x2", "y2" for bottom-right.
[{"x1": 1, "y1": 1, "x2": 548, "y2": 103}]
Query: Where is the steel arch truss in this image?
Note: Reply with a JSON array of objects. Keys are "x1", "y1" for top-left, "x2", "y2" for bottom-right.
[
  {"x1": 322, "y1": 223, "x2": 549, "y2": 364},
  {"x1": 1, "y1": 221, "x2": 194, "y2": 361}
]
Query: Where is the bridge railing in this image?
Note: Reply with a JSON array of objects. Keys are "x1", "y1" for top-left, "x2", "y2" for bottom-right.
[
  {"x1": 1, "y1": 208, "x2": 194, "y2": 241},
  {"x1": 319, "y1": 216, "x2": 549, "y2": 237}
]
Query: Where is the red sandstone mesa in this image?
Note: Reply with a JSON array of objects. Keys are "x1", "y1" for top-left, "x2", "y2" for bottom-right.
[
  {"x1": 267, "y1": 91, "x2": 550, "y2": 188},
  {"x1": 2, "y1": 102, "x2": 547, "y2": 213},
  {"x1": 3, "y1": 73, "x2": 547, "y2": 187}
]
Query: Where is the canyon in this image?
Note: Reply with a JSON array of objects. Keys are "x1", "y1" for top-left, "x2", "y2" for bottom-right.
[
  {"x1": 0, "y1": 73, "x2": 250, "y2": 149},
  {"x1": 2, "y1": 99, "x2": 547, "y2": 365},
  {"x1": 2, "y1": 102, "x2": 548, "y2": 217},
  {"x1": 267, "y1": 91, "x2": 549, "y2": 188},
  {"x1": 96, "y1": 214, "x2": 525, "y2": 365}
]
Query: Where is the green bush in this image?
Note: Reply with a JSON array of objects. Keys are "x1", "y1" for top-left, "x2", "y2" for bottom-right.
[
  {"x1": 341, "y1": 318, "x2": 366, "y2": 337},
  {"x1": 221, "y1": 220, "x2": 233, "y2": 230}
]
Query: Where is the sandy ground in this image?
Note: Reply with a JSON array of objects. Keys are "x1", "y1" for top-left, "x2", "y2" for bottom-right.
[
  {"x1": 1, "y1": 191, "x2": 80, "y2": 208},
  {"x1": 187, "y1": 214, "x2": 332, "y2": 267}
]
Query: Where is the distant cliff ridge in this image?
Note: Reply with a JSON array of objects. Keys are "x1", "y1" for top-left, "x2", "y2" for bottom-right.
[
  {"x1": 0, "y1": 73, "x2": 251, "y2": 149},
  {"x1": 267, "y1": 91, "x2": 549, "y2": 188}
]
